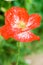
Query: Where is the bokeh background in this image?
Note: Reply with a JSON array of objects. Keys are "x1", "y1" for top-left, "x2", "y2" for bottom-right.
[{"x1": 0, "y1": 0, "x2": 43, "y2": 65}]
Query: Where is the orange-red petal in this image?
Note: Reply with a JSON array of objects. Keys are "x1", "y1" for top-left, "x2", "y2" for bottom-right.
[
  {"x1": 25, "y1": 14, "x2": 41, "y2": 30},
  {"x1": 5, "y1": 7, "x2": 29, "y2": 25},
  {"x1": 0, "y1": 25, "x2": 12, "y2": 39},
  {"x1": 11, "y1": 31, "x2": 40, "y2": 42}
]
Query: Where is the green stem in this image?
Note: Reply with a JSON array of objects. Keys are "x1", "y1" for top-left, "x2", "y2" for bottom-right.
[{"x1": 16, "y1": 42, "x2": 20, "y2": 65}]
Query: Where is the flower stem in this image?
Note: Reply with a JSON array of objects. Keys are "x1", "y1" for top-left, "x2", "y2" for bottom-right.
[{"x1": 16, "y1": 42, "x2": 20, "y2": 65}]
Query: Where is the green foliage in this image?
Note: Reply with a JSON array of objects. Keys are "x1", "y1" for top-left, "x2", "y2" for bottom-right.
[{"x1": 0, "y1": 0, "x2": 43, "y2": 65}]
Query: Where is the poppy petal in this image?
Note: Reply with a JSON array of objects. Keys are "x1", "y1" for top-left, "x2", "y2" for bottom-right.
[
  {"x1": 0, "y1": 25, "x2": 12, "y2": 39},
  {"x1": 5, "y1": 7, "x2": 29, "y2": 25},
  {"x1": 26, "y1": 14, "x2": 41, "y2": 30},
  {"x1": 12, "y1": 31, "x2": 40, "y2": 42}
]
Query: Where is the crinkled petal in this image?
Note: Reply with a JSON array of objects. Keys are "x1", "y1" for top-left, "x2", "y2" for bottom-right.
[
  {"x1": 0, "y1": 24, "x2": 22, "y2": 39},
  {"x1": 5, "y1": 7, "x2": 29, "y2": 25},
  {"x1": 12, "y1": 31, "x2": 40, "y2": 42},
  {"x1": 5, "y1": 7, "x2": 29, "y2": 32},
  {"x1": 0, "y1": 25, "x2": 12, "y2": 39},
  {"x1": 26, "y1": 14, "x2": 41, "y2": 30}
]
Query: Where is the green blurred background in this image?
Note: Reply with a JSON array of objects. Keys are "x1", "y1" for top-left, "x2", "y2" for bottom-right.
[{"x1": 0, "y1": 0, "x2": 43, "y2": 65}]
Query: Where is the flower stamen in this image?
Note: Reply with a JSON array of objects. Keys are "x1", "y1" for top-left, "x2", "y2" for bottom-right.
[{"x1": 18, "y1": 21, "x2": 26, "y2": 29}]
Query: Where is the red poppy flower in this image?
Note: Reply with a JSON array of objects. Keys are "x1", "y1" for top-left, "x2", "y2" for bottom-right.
[{"x1": 0, "y1": 7, "x2": 41, "y2": 42}]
